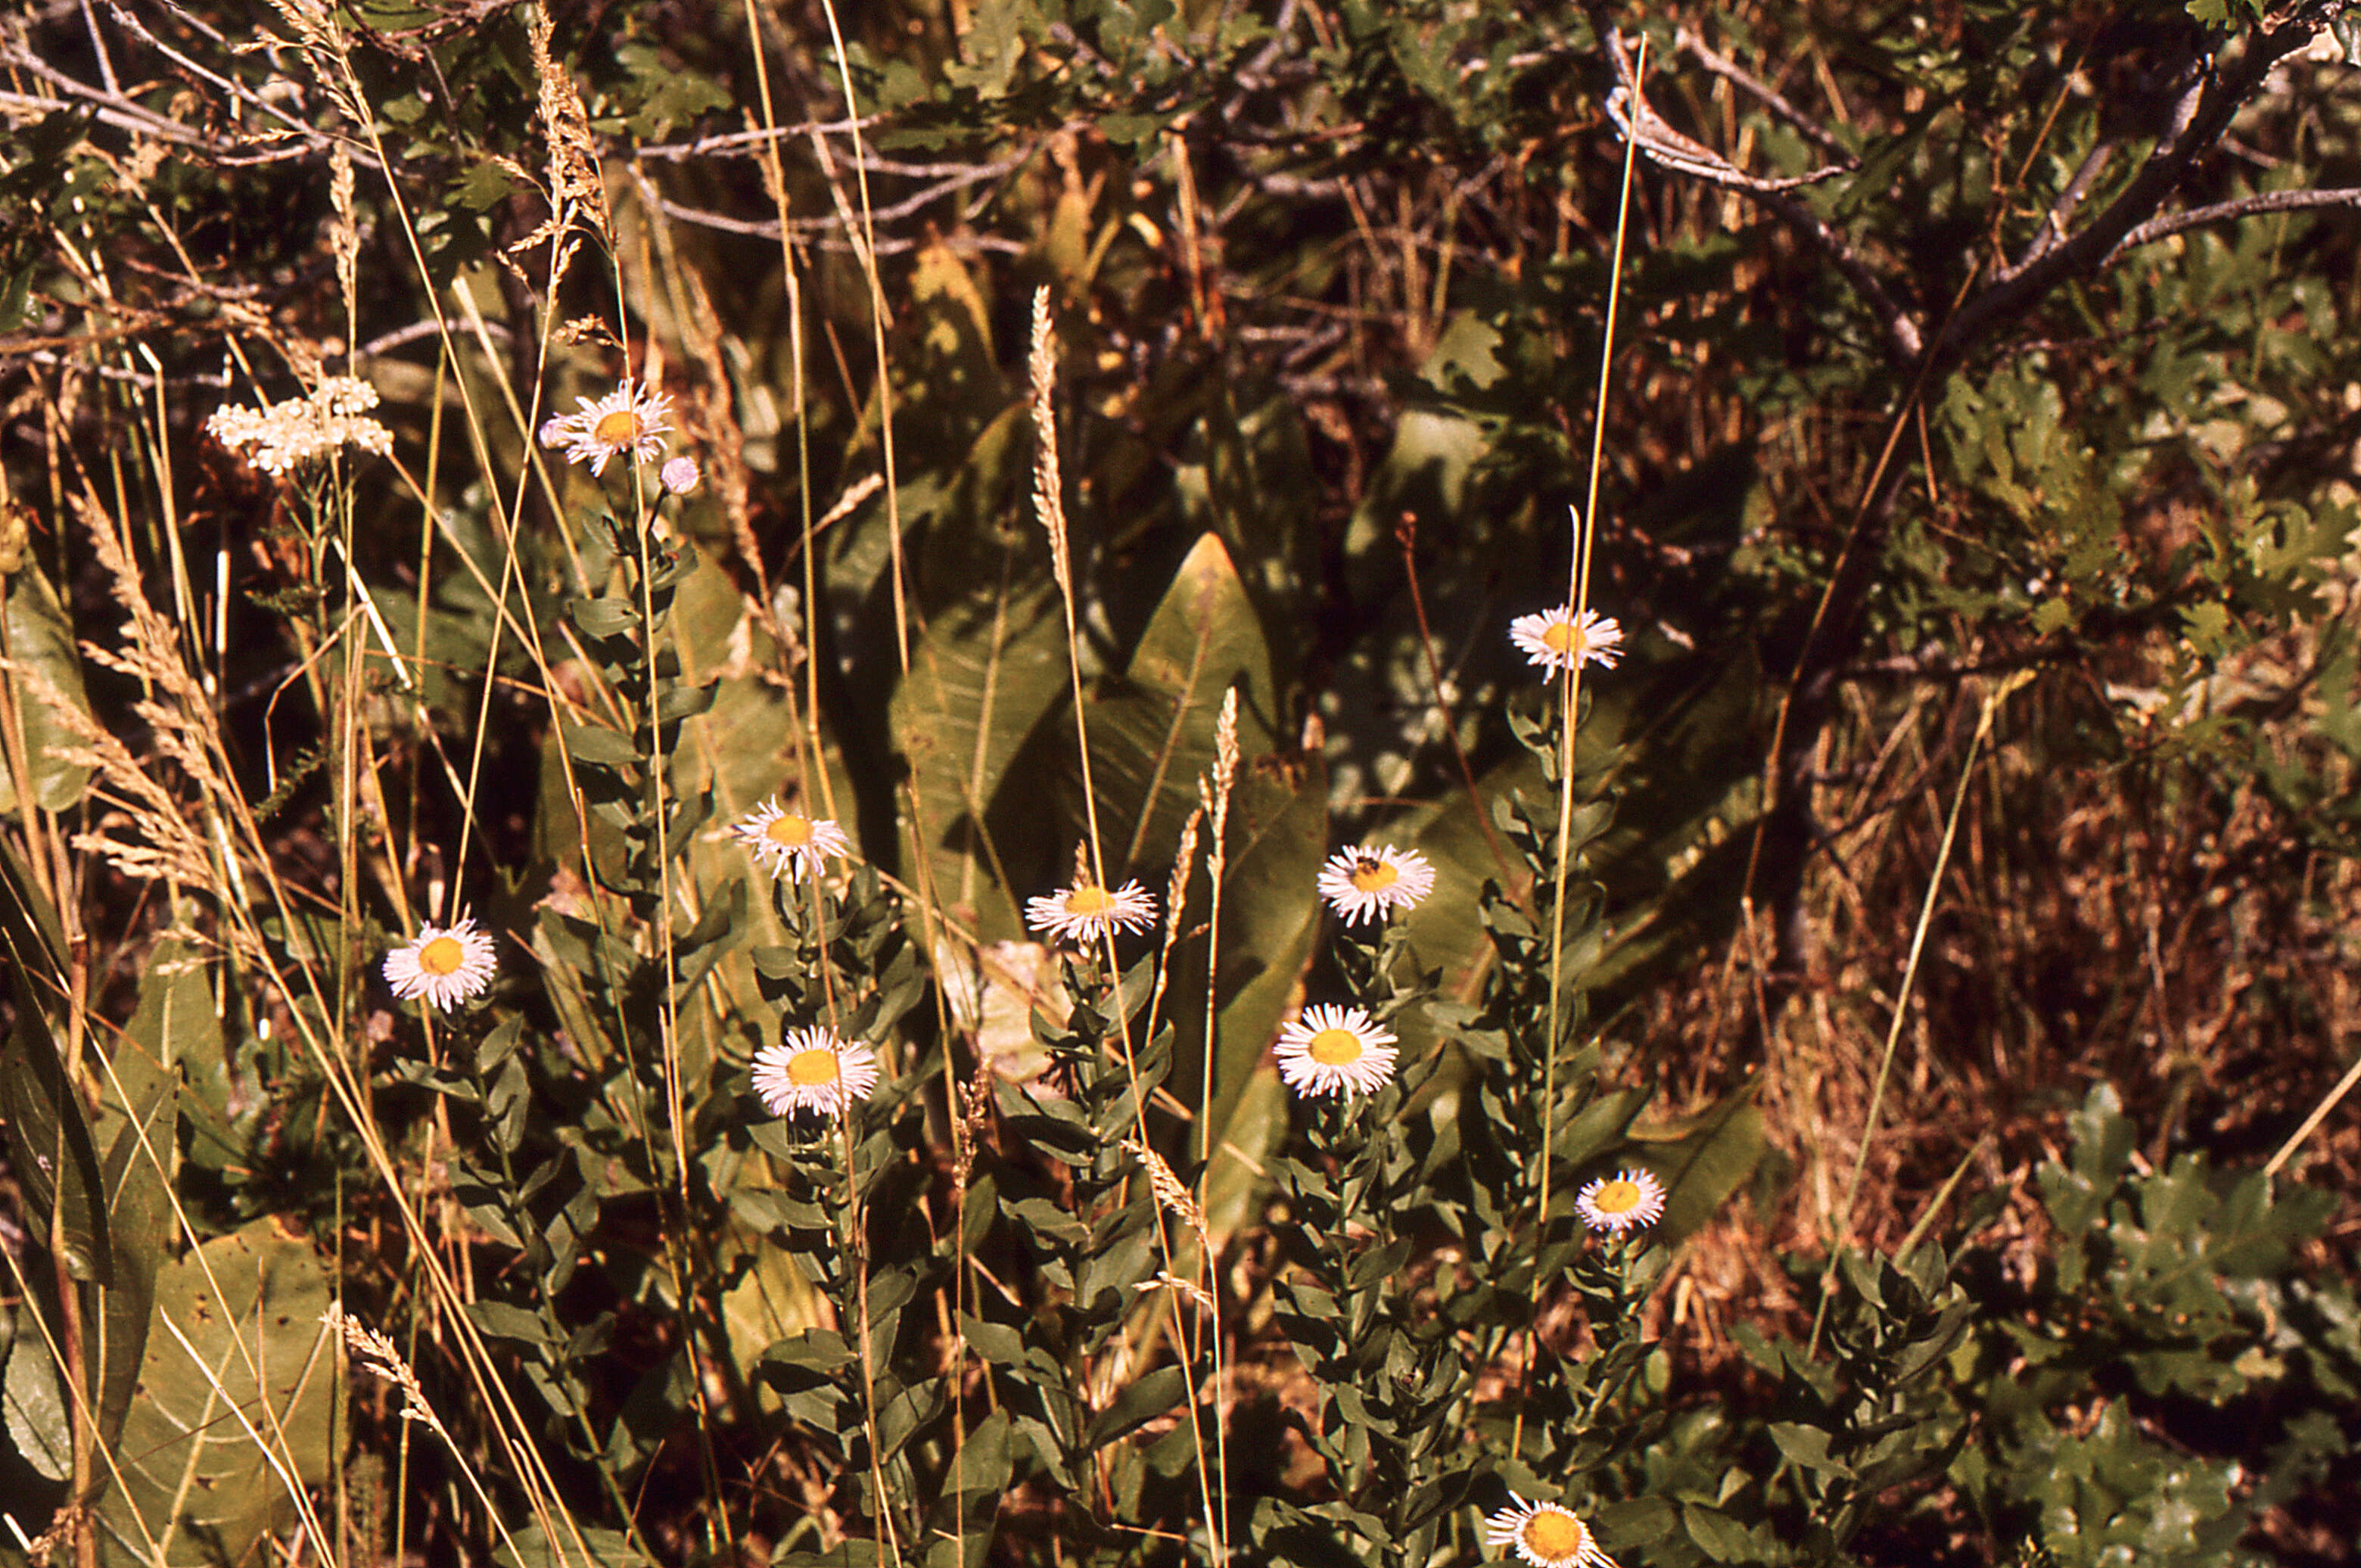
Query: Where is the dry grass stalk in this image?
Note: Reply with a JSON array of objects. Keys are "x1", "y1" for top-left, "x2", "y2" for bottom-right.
[
  {"x1": 1196, "y1": 685, "x2": 1240, "y2": 1168},
  {"x1": 1029, "y1": 286, "x2": 1071, "y2": 594},
  {"x1": 258, "y1": 0, "x2": 368, "y2": 128},
  {"x1": 1121, "y1": 1137, "x2": 1209, "y2": 1246},
  {"x1": 1210, "y1": 688, "x2": 1238, "y2": 807},
  {"x1": 517, "y1": 5, "x2": 611, "y2": 274},
  {"x1": 817, "y1": 471, "x2": 885, "y2": 533},
  {"x1": 1140, "y1": 806, "x2": 1203, "y2": 1049},
  {"x1": 1137, "y1": 1271, "x2": 1217, "y2": 1315},
  {"x1": 322, "y1": 1302, "x2": 541, "y2": 1566},
  {"x1": 28, "y1": 498, "x2": 264, "y2": 924},
  {"x1": 330, "y1": 141, "x2": 358, "y2": 338},
  {"x1": 324, "y1": 1301, "x2": 452, "y2": 1445}
]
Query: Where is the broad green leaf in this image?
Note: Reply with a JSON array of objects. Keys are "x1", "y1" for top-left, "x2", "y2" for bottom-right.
[
  {"x1": 1084, "y1": 532, "x2": 1279, "y2": 879},
  {"x1": 1081, "y1": 1364, "x2": 1188, "y2": 1450},
  {"x1": 891, "y1": 552, "x2": 1067, "y2": 934},
  {"x1": 96, "y1": 1224, "x2": 338, "y2": 1567},
  {"x1": 561, "y1": 721, "x2": 641, "y2": 770},
  {"x1": 1168, "y1": 751, "x2": 1327, "y2": 1161},
  {"x1": 92, "y1": 1076, "x2": 173, "y2": 1458},
  {"x1": 122, "y1": 939, "x2": 235, "y2": 1168},
  {"x1": 1628, "y1": 1081, "x2": 1765, "y2": 1242},
  {"x1": 0, "y1": 830, "x2": 66, "y2": 982},
  {"x1": 493, "y1": 1524, "x2": 649, "y2": 1568}
]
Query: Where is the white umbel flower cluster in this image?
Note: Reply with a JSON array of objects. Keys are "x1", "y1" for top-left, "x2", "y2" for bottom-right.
[{"x1": 206, "y1": 377, "x2": 394, "y2": 474}]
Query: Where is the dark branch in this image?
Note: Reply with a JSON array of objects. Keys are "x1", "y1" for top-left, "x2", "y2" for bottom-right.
[
  {"x1": 1936, "y1": 11, "x2": 2332, "y2": 372},
  {"x1": 1673, "y1": 23, "x2": 1858, "y2": 162},
  {"x1": 2109, "y1": 184, "x2": 2361, "y2": 258},
  {"x1": 1603, "y1": 26, "x2": 1923, "y2": 366}
]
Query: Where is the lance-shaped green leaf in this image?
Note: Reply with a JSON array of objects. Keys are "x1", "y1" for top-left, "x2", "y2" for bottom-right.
[
  {"x1": 0, "y1": 560, "x2": 95, "y2": 814},
  {"x1": 89, "y1": 1074, "x2": 173, "y2": 1461},
  {"x1": 3, "y1": 1296, "x2": 71, "y2": 1481},
  {"x1": 0, "y1": 947, "x2": 107, "y2": 1284}
]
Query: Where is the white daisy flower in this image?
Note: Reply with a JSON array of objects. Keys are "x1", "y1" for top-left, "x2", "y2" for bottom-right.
[
  {"x1": 1576, "y1": 1168, "x2": 1667, "y2": 1235},
  {"x1": 1273, "y1": 1003, "x2": 1398, "y2": 1099},
  {"x1": 1509, "y1": 605, "x2": 1624, "y2": 675},
  {"x1": 1024, "y1": 878, "x2": 1159, "y2": 944},
  {"x1": 732, "y1": 798, "x2": 851, "y2": 881},
  {"x1": 1483, "y1": 1496, "x2": 1618, "y2": 1568},
  {"x1": 1317, "y1": 844, "x2": 1436, "y2": 926},
  {"x1": 538, "y1": 380, "x2": 673, "y2": 475},
  {"x1": 751, "y1": 1025, "x2": 881, "y2": 1119},
  {"x1": 381, "y1": 915, "x2": 498, "y2": 1012}
]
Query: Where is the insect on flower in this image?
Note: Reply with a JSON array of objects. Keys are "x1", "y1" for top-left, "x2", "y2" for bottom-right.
[{"x1": 1317, "y1": 843, "x2": 1436, "y2": 926}]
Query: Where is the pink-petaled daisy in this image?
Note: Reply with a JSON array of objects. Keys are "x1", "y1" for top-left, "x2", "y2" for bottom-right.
[
  {"x1": 539, "y1": 380, "x2": 673, "y2": 475},
  {"x1": 1317, "y1": 844, "x2": 1436, "y2": 926},
  {"x1": 1484, "y1": 1496, "x2": 1618, "y2": 1568},
  {"x1": 1024, "y1": 878, "x2": 1159, "y2": 944},
  {"x1": 1509, "y1": 605, "x2": 1624, "y2": 675},
  {"x1": 1576, "y1": 1168, "x2": 1667, "y2": 1235},
  {"x1": 752, "y1": 1025, "x2": 880, "y2": 1118},
  {"x1": 381, "y1": 916, "x2": 498, "y2": 1012},
  {"x1": 732, "y1": 798, "x2": 851, "y2": 881},
  {"x1": 1273, "y1": 1003, "x2": 1398, "y2": 1099},
  {"x1": 659, "y1": 455, "x2": 701, "y2": 495}
]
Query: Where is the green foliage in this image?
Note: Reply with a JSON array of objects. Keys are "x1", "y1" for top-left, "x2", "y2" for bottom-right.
[
  {"x1": 4, "y1": 0, "x2": 2361, "y2": 1563},
  {"x1": 94, "y1": 1225, "x2": 338, "y2": 1566}
]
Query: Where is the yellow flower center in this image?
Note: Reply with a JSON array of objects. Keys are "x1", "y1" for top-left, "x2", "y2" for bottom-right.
[
  {"x1": 1520, "y1": 1510, "x2": 1590, "y2": 1560},
  {"x1": 785, "y1": 1048, "x2": 841, "y2": 1086},
  {"x1": 1541, "y1": 619, "x2": 1585, "y2": 655},
  {"x1": 1591, "y1": 1180, "x2": 1644, "y2": 1215},
  {"x1": 765, "y1": 814, "x2": 817, "y2": 848},
  {"x1": 1307, "y1": 1028, "x2": 1364, "y2": 1066},
  {"x1": 1065, "y1": 885, "x2": 1113, "y2": 916},
  {"x1": 592, "y1": 409, "x2": 643, "y2": 446},
  {"x1": 1348, "y1": 857, "x2": 1398, "y2": 893},
  {"x1": 418, "y1": 935, "x2": 465, "y2": 976}
]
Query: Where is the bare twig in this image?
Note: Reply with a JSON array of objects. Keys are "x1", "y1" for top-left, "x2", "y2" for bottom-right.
[
  {"x1": 0, "y1": 79, "x2": 207, "y2": 146},
  {"x1": 1941, "y1": 11, "x2": 2331, "y2": 365},
  {"x1": 641, "y1": 151, "x2": 1026, "y2": 241},
  {"x1": 1602, "y1": 26, "x2": 1923, "y2": 365},
  {"x1": 2015, "y1": 142, "x2": 2114, "y2": 272},
  {"x1": 630, "y1": 118, "x2": 885, "y2": 161},
  {"x1": 1604, "y1": 36, "x2": 1853, "y2": 191},
  {"x1": 91, "y1": 2, "x2": 384, "y2": 168},
  {"x1": 1675, "y1": 23, "x2": 1858, "y2": 161},
  {"x1": 2108, "y1": 183, "x2": 2361, "y2": 257}
]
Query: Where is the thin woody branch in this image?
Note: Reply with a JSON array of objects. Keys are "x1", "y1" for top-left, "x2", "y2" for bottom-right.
[
  {"x1": 1936, "y1": 8, "x2": 2335, "y2": 370},
  {"x1": 1603, "y1": 25, "x2": 1924, "y2": 366},
  {"x1": 1673, "y1": 23, "x2": 1858, "y2": 162},
  {"x1": 2107, "y1": 183, "x2": 2361, "y2": 257}
]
